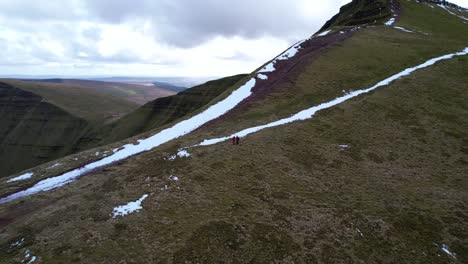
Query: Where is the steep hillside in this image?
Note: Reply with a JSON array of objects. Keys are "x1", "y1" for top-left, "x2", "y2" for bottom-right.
[
  {"x1": 1, "y1": 0, "x2": 467, "y2": 263},
  {"x1": 0, "y1": 82, "x2": 89, "y2": 179}
]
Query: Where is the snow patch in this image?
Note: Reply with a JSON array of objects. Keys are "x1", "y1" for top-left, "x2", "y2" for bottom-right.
[
  {"x1": 112, "y1": 194, "x2": 149, "y2": 218},
  {"x1": 316, "y1": 30, "x2": 331, "y2": 37},
  {"x1": 177, "y1": 149, "x2": 191, "y2": 158},
  {"x1": 22, "y1": 249, "x2": 36, "y2": 263},
  {"x1": 95, "y1": 152, "x2": 100, "y2": 156},
  {"x1": 197, "y1": 47, "x2": 468, "y2": 147},
  {"x1": 257, "y1": 73, "x2": 268, "y2": 80},
  {"x1": 10, "y1": 238, "x2": 25, "y2": 248},
  {"x1": 384, "y1": 17, "x2": 396, "y2": 26},
  {"x1": 7, "y1": 173, "x2": 33, "y2": 183},
  {"x1": 441, "y1": 244, "x2": 457, "y2": 259},
  {"x1": 169, "y1": 175, "x2": 179, "y2": 181},
  {"x1": 167, "y1": 149, "x2": 191, "y2": 160}
]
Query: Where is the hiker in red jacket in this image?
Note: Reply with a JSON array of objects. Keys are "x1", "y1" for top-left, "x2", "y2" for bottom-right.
[{"x1": 232, "y1": 136, "x2": 236, "y2": 145}]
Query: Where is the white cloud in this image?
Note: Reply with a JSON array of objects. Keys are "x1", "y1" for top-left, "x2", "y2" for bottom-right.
[{"x1": 0, "y1": 0, "x2": 352, "y2": 77}]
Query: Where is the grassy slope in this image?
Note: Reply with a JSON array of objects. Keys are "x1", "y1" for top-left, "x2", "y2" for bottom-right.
[{"x1": 1, "y1": 1, "x2": 468, "y2": 263}]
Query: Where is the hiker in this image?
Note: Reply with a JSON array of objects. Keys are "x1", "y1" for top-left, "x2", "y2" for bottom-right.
[
  {"x1": 232, "y1": 136, "x2": 236, "y2": 145},
  {"x1": 236, "y1": 136, "x2": 240, "y2": 145}
]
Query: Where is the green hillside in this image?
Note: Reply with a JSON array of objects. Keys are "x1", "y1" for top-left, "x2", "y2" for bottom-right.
[{"x1": 1, "y1": 0, "x2": 467, "y2": 263}]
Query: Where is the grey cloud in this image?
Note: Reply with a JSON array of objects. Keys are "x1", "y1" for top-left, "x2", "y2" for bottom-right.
[
  {"x1": 82, "y1": 0, "x2": 339, "y2": 47},
  {"x1": 0, "y1": 0, "x2": 84, "y2": 21},
  {"x1": 0, "y1": 0, "x2": 349, "y2": 71},
  {"x1": 215, "y1": 51, "x2": 252, "y2": 61}
]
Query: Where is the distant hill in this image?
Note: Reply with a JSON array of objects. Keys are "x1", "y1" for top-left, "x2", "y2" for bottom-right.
[{"x1": 14, "y1": 78, "x2": 176, "y2": 121}]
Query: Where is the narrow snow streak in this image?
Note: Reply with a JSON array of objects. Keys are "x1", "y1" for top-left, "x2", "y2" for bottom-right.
[
  {"x1": 441, "y1": 244, "x2": 457, "y2": 259},
  {"x1": 394, "y1": 26, "x2": 415, "y2": 33},
  {"x1": 197, "y1": 47, "x2": 468, "y2": 147},
  {"x1": 317, "y1": 30, "x2": 331, "y2": 37},
  {"x1": 438, "y1": 4, "x2": 468, "y2": 21},
  {"x1": 7, "y1": 172, "x2": 33, "y2": 183}
]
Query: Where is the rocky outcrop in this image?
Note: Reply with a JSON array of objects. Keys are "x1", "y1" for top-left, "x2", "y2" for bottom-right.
[{"x1": 320, "y1": 0, "x2": 392, "y2": 31}]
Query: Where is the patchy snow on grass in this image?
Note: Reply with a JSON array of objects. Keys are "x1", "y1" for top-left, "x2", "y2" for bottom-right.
[
  {"x1": 0, "y1": 74, "x2": 259, "y2": 203},
  {"x1": 257, "y1": 73, "x2": 268, "y2": 80},
  {"x1": 316, "y1": 30, "x2": 331, "y2": 37},
  {"x1": 47, "y1": 163, "x2": 62, "y2": 169},
  {"x1": 7, "y1": 172, "x2": 33, "y2": 183},
  {"x1": 10, "y1": 238, "x2": 25, "y2": 248},
  {"x1": 177, "y1": 149, "x2": 191, "y2": 158},
  {"x1": 355, "y1": 228, "x2": 364, "y2": 237},
  {"x1": 22, "y1": 249, "x2": 36, "y2": 263},
  {"x1": 394, "y1": 26, "x2": 415, "y2": 33},
  {"x1": 259, "y1": 40, "x2": 305, "y2": 73},
  {"x1": 441, "y1": 244, "x2": 457, "y2": 259},
  {"x1": 169, "y1": 175, "x2": 179, "y2": 181},
  {"x1": 384, "y1": 17, "x2": 396, "y2": 26},
  {"x1": 166, "y1": 148, "x2": 191, "y2": 161},
  {"x1": 112, "y1": 194, "x2": 149, "y2": 218},
  {"x1": 339, "y1": 144, "x2": 350, "y2": 149},
  {"x1": 95, "y1": 152, "x2": 100, "y2": 156},
  {"x1": 197, "y1": 47, "x2": 468, "y2": 147},
  {"x1": 438, "y1": 4, "x2": 468, "y2": 21}
]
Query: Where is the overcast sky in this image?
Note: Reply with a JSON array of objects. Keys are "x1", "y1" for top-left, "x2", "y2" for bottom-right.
[{"x1": 0, "y1": 0, "x2": 466, "y2": 78}]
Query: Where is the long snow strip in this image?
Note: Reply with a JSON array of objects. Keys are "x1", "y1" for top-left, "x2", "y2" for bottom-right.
[
  {"x1": 112, "y1": 194, "x2": 149, "y2": 218},
  {"x1": 0, "y1": 41, "x2": 308, "y2": 204},
  {"x1": 197, "y1": 47, "x2": 468, "y2": 146}
]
